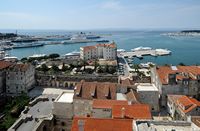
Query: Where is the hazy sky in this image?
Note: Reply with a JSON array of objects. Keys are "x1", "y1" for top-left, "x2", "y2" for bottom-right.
[{"x1": 0, "y1": 0, "x2": 200, "y2": 30}]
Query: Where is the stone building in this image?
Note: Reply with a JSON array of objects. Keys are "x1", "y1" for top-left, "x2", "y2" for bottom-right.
[
  {"x1": 167, "y1": 95, "x2": 200, "y2": 120},
  {"x1": 52, "y1": 91, "x2": 74, "y2": 131},
  {"x1": 151, "y1": 66, "x2": 200, "y2": 107},
  {"x1": 136, "y1": 83, "x2": 160, "y2": 112},
  {"x1": 92, "y1": 99, "x2": 128, "y2": 118},
  {"x1": 73, "y1": 80, "x2": 117, "y2": 116},
  {"x1": 6, "y1": 63, "x2": 35, "y2": 96},
  {"x1": 80, "y1": 42, "x2": 117, "y2": 60},
  {"x1": 0, "y1": 60, "x2": 12, "y2": 93}
]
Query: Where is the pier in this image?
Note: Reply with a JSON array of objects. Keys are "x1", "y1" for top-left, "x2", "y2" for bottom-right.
[{"x1": 119, "y1": 49, "x2": 171, "y2": 58}]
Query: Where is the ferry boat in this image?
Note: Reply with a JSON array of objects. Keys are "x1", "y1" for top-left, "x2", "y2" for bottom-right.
[
  {"x1": 131, "y1": 46, "x2": 152, "y2": 52},
  {"x1": 13, "y1": 43, "x2": 44, "y2": 49},
  {"x1": 155, "y1": 49, "x2": 171, "y2": 55}
]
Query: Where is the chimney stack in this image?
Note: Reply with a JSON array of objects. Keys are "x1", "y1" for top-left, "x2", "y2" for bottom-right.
[
  {"x1": 121, "y1": 107, "x2": 125, "y2": 118},
  {"x1": 78, "y1": 120, "x2": 85, "y2": 131}
]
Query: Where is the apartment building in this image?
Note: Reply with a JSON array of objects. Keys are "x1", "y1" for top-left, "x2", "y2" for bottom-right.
[
  {"x1": 6, "y1": 63, "x2": 35, "y2": 96},
  {"x1": 80, "y1": 42, "x2": 117, "y2": 60}
]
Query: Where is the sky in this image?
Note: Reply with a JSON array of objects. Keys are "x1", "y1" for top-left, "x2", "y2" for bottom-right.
[{"x1": 0, "y1": 0, "x2": 200, "y2": 30}]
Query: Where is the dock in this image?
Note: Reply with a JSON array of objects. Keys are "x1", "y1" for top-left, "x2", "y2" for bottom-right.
[{"x1": 120, "y1": 49, "x2": 171, "y2": 58}]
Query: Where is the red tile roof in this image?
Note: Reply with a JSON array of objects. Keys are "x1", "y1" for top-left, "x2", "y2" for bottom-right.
[
  {"x1": 82, "y1": 46, "x2": 96, "y2": 52},
  {"x1": 177, "y1": 96, "x2": 200, "y2": 113},
  {"x1": 156, "y1": 66, "x2": 200, "y2": 84},
  {"x1": 8, "y1": 64, "x2": 30, "y2": 72},
  {"x1": 74, "y1": 80, "x2": 117, "y2": 100},
  {"x1": 96, "y1": 42, "x2": 116, "y2": 48},
  {"x1": 168, "y1": 95, "x2": 200, "y2": 114},
  {"x1": 93, "y1": 99, "x2": 128, "y2": 109},
  {"x1": 121, "y1": 78, "x2": 134, "y2": 86},
  {"x1": 0, "y1": 60, "x2": 12, "y2": 70},
  {"x1": 71, "y1": 117, "x2": 133, "y2": 131},
  {"x1": 112, "y1": 104, "x2": 152, "y2": 120}
]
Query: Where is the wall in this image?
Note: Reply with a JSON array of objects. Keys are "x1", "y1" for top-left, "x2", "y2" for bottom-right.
[
  {"x1": 73, "y1": 99, "x2": 93, "y2": 117},
  {"x1": 92, "y1": 108, "x2": 112, "y2": 118}
]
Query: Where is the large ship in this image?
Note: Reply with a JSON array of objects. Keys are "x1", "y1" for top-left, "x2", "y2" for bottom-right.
[
  {"x1": 13, "y1": 42, "x2": 44, "y2": 49},
  {"x1": 63, "y1": 34, "x2": 92, "y2": 44}
]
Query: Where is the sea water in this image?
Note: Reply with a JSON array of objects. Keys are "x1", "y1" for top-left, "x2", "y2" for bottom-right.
[{"x1": 2, "y1": 30, "x2": 200, "y2": 65}]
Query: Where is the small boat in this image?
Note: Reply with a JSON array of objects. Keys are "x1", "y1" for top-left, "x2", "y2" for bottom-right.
[
  {"x1": 65, "y1": 51, "x2": 80, "y2": 57},
  {"x1": 117, "y1": 49, "x2": 126, "y2": 53}
]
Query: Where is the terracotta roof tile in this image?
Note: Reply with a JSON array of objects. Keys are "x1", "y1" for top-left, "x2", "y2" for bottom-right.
[
  {"x1": 8, "y1": 63, "x2": 30, "y2": 72},
  {"x1": 92, "y1": 99, "x2": 128, "y2": 109},
  {"x1": 74, "y1": 81, "x2": 117, "y2": 100},
  {"x1": 0, "y1": 60, "x2": 12, "y2": 70},
  {"x1": 112, "y1": 104, "x2": 152, "y2": 120},
  {"x1": 82, "y1": 46, "x2": 96, "y2": 52},
  {"x1": 71, "y1": 117, "x2": 133, "y2": 131},
  {"x1": 96, "y1": 42, "x2": 116, "y2": 48},
  {"x1": 156, "y1": 66, "x2": 200, "y2": 84},
  {"x1": 168, "y1": 95, "x2": 200, "y2": 114},
  {"x1": 121, "y1": 78, "x2": 133, "y2": 86}
]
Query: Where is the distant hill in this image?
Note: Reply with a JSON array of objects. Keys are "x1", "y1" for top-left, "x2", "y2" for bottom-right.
[{"x1": 181, "y1": 30, "x2": 200, "y2": 33}]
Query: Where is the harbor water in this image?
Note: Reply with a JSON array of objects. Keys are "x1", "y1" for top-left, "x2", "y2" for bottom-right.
[{"x1": 2, "y1": 30, "x2": 200, "y2": 65}]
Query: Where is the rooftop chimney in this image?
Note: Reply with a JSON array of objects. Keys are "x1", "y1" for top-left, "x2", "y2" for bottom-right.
[
  {"x1": 78, "y1": 120, "x2": 85, "y2": 131},
  {"x1": 121, "y1": 107, "x2": 125, "y2": 118}
]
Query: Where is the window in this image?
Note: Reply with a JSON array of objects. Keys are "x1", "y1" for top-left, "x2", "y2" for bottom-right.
[{"x1": 61, "y1": 122, "x2": 65, "y2": 126}]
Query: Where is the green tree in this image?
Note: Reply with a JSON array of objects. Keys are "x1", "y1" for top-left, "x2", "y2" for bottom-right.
[
  {"x1": 179, "y1": 62, "x2": 185, "y2": 66},
  {"x1": 94, "y1": 59, "x2": 99, "y2": 71},
  {"x1": 40, "y1": 64, "x2": 49, "y2": 73},
  {"x1": 48, "y1": 53, "x2": 60, "y2": 59},
  {"x1": 108, "y1": 66, "x2": 117, "y2": 74},
  {"x1": 51, "y1": 64, "x2": 60, "y2": 72}
]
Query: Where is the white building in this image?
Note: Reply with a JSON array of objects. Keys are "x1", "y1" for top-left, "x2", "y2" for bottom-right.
[
  {"x1": 6, "y1": 63, "x2": 35, "y2": 96},
  {"x1": 80, "y1": 42, "x2": 117, "y2": 60}
]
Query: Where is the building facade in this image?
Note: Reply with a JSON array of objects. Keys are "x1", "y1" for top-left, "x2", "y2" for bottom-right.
[
  {"x1": 80, "y1": 43, "x2": 117, "y2": 60},
  {"x1": 0, "y1": 61, "x2": 12, "y2": 94},
  {"x1": 151, "y1": 66, "x2": 200, "y2": 107},
  {"x1": 136, "y1": 83, "x2": 160, "y2": 112},
  {"x1": 73, "y1": 80, "x2": 117, "y2": 116},
  {"x1": 167, "y1": 95, "x2": 200, "y2": 121},
  {"x1": 6, "y1": 63, "x2": 35, "y2": 95}
]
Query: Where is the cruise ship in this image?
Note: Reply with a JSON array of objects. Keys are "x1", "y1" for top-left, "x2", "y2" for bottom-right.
[{"x1": 63, "y1": 34, "x2": 92, "y2": 44}]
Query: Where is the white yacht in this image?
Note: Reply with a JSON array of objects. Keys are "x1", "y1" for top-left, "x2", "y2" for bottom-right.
[
  {"x1": 29, "y1": 54, "x2": 46, "y2": 58},
  {"x1": 131, "y1": 46, "x2": 152, "y2": 52},
  {"x1": 65, "y1": 51, "x2": 80, "y2": 58},
  {"x1": 117, "y1": 49, "x2": 126, "y2": 53},
  {"x1": 155, "y1": 49, "x2": 171, "y2": 55}
]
